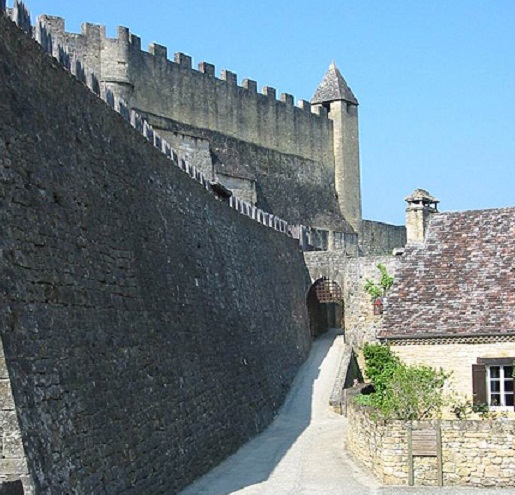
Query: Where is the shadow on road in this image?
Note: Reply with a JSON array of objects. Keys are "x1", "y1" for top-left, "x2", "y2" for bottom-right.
[{"x1": 178, "y1": 329, "x2": 341, "y2": 495}]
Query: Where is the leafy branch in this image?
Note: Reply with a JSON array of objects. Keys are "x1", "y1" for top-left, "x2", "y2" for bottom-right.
[{"x1": 364, "y1": 263, "x2": 394, "y2": 300}]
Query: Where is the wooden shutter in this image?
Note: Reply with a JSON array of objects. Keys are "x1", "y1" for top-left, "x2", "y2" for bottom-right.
[{"x1": 472, "y1": 364, "x2": 487, "y2": 405}]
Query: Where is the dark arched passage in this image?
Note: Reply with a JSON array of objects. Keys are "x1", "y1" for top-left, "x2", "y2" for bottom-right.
[{"x1": 306, "y1": 278, "x2": 344, "y2": 339}]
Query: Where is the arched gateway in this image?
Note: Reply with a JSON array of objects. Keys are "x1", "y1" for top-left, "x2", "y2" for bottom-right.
[{"x1": 306, "y1": 278, "x2": 344, "y2": 338}]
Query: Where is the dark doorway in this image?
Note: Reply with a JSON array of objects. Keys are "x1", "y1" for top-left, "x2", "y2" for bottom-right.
[{"x1": 306, "y1": 278, "x2": 343, "y2": 338}]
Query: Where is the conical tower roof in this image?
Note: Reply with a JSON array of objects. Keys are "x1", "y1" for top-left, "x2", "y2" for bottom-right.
[{"x1": 311, "y1": 62, "x2": 358, "y2": 105}]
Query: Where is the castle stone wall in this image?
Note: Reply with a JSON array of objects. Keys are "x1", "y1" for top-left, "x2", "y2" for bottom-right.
[
  {"x1": 130, "y1": 49, "x2": 334, "y2": 163},
  {"x1": 304, "y1": 252, "x2": 401, "y2": 363},
  {"x1": 360, "y1": 220, "x2": 406, "y2": 256},
  {"x1": 143, "y1": 115, "x2": 347, "y2": 229},
  {"x1": 37, "y1": 16, "x2": 335, "y2": 164},
  {"x1": 0, "y1": 14, "x2": 311, "y2": 494},
  {"x1": 163, "y1": 132, "x2": 214, "y2": 180}
]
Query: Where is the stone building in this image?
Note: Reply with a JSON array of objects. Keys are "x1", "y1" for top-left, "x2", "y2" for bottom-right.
[{"x1": 380, "y1": 196, "x2": 515, "y2": 410}]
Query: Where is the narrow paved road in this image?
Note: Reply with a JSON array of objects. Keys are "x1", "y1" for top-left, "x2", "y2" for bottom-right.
[
  {"x1": 179, "y1": 330, "x2": 511, "y2": 495},
  {"x1": 179, "y1": 329, "x2": 375, "y2": 495}
]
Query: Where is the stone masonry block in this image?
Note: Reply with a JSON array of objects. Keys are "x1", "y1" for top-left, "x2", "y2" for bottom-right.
[
  {"x1": 149, "y1": 43, "x2": 167, "y2": 58},
  {"x1": 262, "y1": 86, "x2": 276, "y2": 99},
  {"x1": 198, "y1": 62, "x2": 215, "y2": 77},
  {"x1": 242, "y1": 79, "x2": 257, "y2": 92},
  {"x1": 298, "y1": 99, "x2": 311, "y2": 111},
  {"x1": 221, "y1": 70, "x2": 237, "y2": 85},
  {"x1": 281, "y1": 93, "x2": 294, "y2": 105},
  {"x1": 130, "y1": 34, "x2": 141, "y2": 49},
  {"x1": 174, "y1": 52, "x2": 192, "y2": 68}
]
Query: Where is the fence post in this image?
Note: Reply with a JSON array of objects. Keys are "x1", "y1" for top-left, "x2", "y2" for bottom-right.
[
  {"x1": 407, "y1": 423, "x2": 414, "y2": 486},
  {"x1": 436, "y1": 422, "x2": 443, "y2": 487}
]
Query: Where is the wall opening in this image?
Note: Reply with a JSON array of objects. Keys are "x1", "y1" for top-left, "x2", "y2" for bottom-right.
[{"x1": 306, "y1": 278, "x2": 343, "y2": 338}]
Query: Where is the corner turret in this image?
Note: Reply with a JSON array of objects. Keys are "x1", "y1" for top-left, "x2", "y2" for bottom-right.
[
  {"x1": 312, "y1": 62, "x2": 362, "y2": 234},
  {"x1": 101, "y1": 26, "x2": 135, "y2": 104}
]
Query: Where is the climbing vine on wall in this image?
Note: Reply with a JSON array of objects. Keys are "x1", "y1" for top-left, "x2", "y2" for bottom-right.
[{"x1": 364, "y1": 263, "x2": 394, "y2": 300}]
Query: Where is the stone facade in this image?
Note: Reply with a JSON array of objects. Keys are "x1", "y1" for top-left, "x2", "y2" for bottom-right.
[
  {"x1": 404, "y1": 189, "x2": 439, "y2": 245},
  {"x1": 36, "y1": 15, "x2": 350, "y2": 234},
  {"x1": 0, "y1": 13, "x2": 312, "y2": 494},
  {"x1": 347, "y1": 396, "x2": 515, "y2": 487},
  {"x1": 0, "y1": 482, "x2": 23, "y2": 495},
  {"x1": 311, "y1": 63, "x2": 361, "y2": 232},
  {"x1": 0, "y1": 341, "x2": 30, "y2": 493},
  {"x1": 389, "y1": 341, "x2": 515, "y2": 402},
  {"x1": 34, "y1": 12, "x2": 407, "y2": 249},
  {"x1": 304, "y1": 252, "x2": 401, "y2": 367}
]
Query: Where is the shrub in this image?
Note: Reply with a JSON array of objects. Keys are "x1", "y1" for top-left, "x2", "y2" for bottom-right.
[
  {"x1": 364, "y1": 263, "x2": 394, "y2": 301},
  {"x1": 356, "y1": 343, "x2": 451, "y2": 420}
]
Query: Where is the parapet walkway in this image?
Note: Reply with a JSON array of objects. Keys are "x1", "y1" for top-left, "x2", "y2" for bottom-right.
[{"x1": 179, "y1": 330, "x2": 511, "y2": 495}]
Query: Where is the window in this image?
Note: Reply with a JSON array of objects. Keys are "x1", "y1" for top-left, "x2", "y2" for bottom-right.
[
  {"x1": 473, "y1": 358, "x2": 515, "y2": 411},
  {"x1": 487, "y1": 365, "x2": 514, "y2": 409}
]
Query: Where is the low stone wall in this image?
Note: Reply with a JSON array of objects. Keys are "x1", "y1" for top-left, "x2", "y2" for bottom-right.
[{"x1": 347, "y1": 395, "x2": 515, "y2": 487}]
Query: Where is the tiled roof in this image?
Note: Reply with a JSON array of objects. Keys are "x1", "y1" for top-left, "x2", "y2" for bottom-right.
[
  {"x1": 311, "y1": 62, "x2": 358, "y2": 106},
  {"x1": 380, "y1": 207, "x2": 515, "y2": 338}
]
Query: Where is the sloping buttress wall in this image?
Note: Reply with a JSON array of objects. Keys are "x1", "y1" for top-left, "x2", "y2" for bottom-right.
[{"x1": 0, "y1": 15, "x2": 311, "y2": 494}]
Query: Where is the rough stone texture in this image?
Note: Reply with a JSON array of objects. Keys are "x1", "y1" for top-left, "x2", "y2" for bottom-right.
[
  {"x1": 304, "y1": 252, "x2": 400, "y2": 366},
  {"x1": 390, "y1": 342, "x2": 515, "y2": 402},
  {"x1": 328, "y1": 344, "x2": 362, "y2": 414},
  {"x1": 141, "y1": 114, "x2": 350, "y2": 231},
  {"x1": 216, "y1": 173, "x2": 256, "y2": 206},
  {"x1": 381, "y1": 208, "x2": 515, "y2": 338},
  {"x1": 0, "y1": 14, "x2": 311, "y2": 495},
  {"x1": 0, "y1": 481, "x2": 24, "y2": 495},
  {"x1": 163, "y1": 132, "x2": 213, "y2": 180},
  {"x1": 360, "y1": 220, "x2": 406, "y2": 256},
  {"x1": 347, "y1": 397, "x2": 515, "y2": 487},
  {"x1": 404, "y1": 189, "x2": 439, "y2": 245},
  {"x1": 0, "y1": 340, "x2": 31, "y2": 495},
  {"x1": 328, "y1": 99, "x2": 362, "y2": 233}
]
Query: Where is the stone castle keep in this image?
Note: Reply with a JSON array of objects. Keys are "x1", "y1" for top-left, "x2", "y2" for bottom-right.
[
  {"x1": 0, "y1": 2, "x2": 410, "y2": 494},
  {"x1": 36, "y1": 11, "x2": 405, "y2": 255}
]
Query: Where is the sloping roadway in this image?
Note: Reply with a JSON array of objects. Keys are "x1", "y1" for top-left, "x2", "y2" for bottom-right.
[{"x1": 179, "y1": 329, "x2": 510, "y2": 495}]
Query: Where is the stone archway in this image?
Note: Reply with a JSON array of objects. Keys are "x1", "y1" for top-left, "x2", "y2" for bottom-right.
[{"x1": 306, "y1": 278, "x2": 344, "y2": 338}]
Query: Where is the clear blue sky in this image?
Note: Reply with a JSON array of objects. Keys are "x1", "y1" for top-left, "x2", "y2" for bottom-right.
[{"x1": 16, "y1": 0, "x2": 515, "y2": 225}]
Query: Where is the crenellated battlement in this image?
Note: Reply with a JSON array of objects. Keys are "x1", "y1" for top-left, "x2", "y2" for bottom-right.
[{"x1": 33, "y1": 14, "x2": 325, "y2": 119}]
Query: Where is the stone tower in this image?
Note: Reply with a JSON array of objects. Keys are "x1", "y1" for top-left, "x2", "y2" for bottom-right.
[
  {"x1": 312, "y1": 62, "x2": 362, "y2": 233},
  {"x1": 102, "y1": 26, "x2": 135, "y2": 104}
]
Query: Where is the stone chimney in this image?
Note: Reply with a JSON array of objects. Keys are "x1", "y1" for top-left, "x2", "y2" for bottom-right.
[{"x1": 405, "y1": 189, "x2": 439, "y2": 244}]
